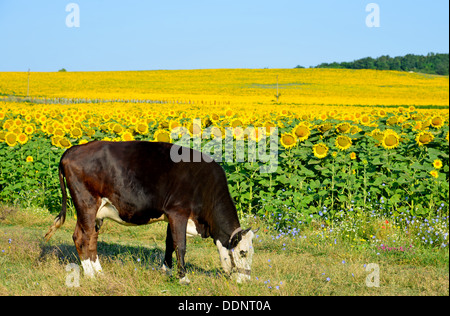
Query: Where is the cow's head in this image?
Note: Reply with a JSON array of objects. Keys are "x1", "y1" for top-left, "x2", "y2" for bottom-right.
[{"x1": 216, "y1": 228, "x2": 256, "y2": 283}]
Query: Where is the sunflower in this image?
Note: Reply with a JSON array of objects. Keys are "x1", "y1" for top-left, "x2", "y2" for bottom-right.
[
  {"x1": 210, "y1": 113, "x2": 221, "y2": 123},
  {"x1": 24, "y1": 124, "x2": 35, "y2": 135},
  {"x1": 187, "y1": 121, "x2": 202, "y2": 137},
  {"x1": 153, "y1": 129, "x2": 172, "y2": 143},
  {"x1": 53, "y1": 128, "x2": 65, "y2": 137},
  {"x1": 224, "y1": 108, "x2": 234, "y2": 118},
  {"x1": 317, "y1": 122, "x2": 332, "y2": 133},
  {"x1": 360, "y1": 115, "x2": 371, "y2": 125},
  {"x1": 210, "y1": 126, "x2": 225, "y2": 139},
  {"x1": 370, "y1": 129, "x2": 385, "y2": 144},
  {"x1": 233, "y1": 127, "x2": 245, "y2": 140},
  {"x1": 433, "y1": 159, "x2": 443, "y2": 169},
  {"x1": 26, "y1": 156, "x2": 33, "y2": 163},
  {"x1": 429, "y1": 170, "x2": 439, "y2": 179},
  {"x1": 5, "y1": 132, "x2": 17, "y2": 147},
  {"x1": 78, "y1": 139, "x2": 89, "y2": 145},
  {"x1": 58, "y1": 137, "x2": 72, "y2": 149},
  {"x1": 70, "y1": 127, "x2": 83, "y2": 139},
  {"x1": 135, "y1": 121, "x2": 149, "y2": 135},
  {"x1": 430, "y1": 116, "x2": 445, "y2": 129},
  {"x1": 121, "y1": 131, "x2": 135, "y2": 142},
  {"x1": 248, "y1": 127, "x2": 265, "y2": 142},
  {"x1": 313, "y1": 143, "x2": 329, "y2": 159},
  {"x1": 51, "y1": 136, "x2": 62, "y2": 147},
  {"x1": 263, "y1": 121, "x2": 277, "y2": 135},
  {"x1": 381, "y1": 130, "x2": 400, "y2": 150},
  {"x1": 112, "y1": 123, "x2": 124, "y2": 134},
  {"x1": 292, "y1": 123, "x2": 310, "y2": 142},
  {"x1": 17, "y1": 133, "x2": 28, "y2": 145},
  {"x1": 386, "y1": 116, "x2": 398, "y2": 126},
  {"x1": 335, "y1": 135, "x2": 352, "y2": 151},
  {"x1": 350, "y1": 152, "x2": 357, "y2": 160},
  {"x1": 416, "y1": 131, "x2": 434, "y2": 146},
  {"x1": 280, "y1": 133, "x2": 297, "y2": 149},
  {"x1": 231, "y1": 118, "x2": 244, "y2": 129},
  {"x1": 336, "y1": 122, "x2": 351, "y2": 134}
]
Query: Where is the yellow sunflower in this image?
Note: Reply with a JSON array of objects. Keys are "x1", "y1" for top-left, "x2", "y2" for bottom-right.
[
  {"x1": 429, "y1": 170, "x2": 439, "y2": 179},
  {"x1": 5, "y1": 132, "x2": 18, "y2": 147},
  {"x1": 24, "y1": 124, "x2": 35, "y2": 135},
  {"x1": 26, "y1": 156, "x2": 33, "y2": 163},
  {"x1": 231, "y1": 118, "x2": 244, "y2": 129},
  {"x1": 370, "y1": 129, "x2": 385, "y2": 144},
  {"x1": 335, "y1": 135, "x2": 352, "y2": 151},
  {"x1": 381, "y1": 130, "x2": 400, "y2": 150},
  {"x1": 280, "y1": 133, "x2": 297, "y2": 149},
  {"x1": 416, "y1": 131, "x2": 434, "y2": 146},
  {"x1": 121, "y1": 131, "x2": 135, "y2": 142},
  {"x1": 313, "y1": 143, "x2": 329, "y2": 159},
  {"x1": 350, "y1": 152, "x2": 357, "y2": 160},
  {"x1": 210, "y1": 113, "x2": 221, "y2": 123},
  {"x1": 58, "y1": 137, "x2": 72, "y2": 149},
  {"x1": 187, "y1": 121, "x2": 202, "y2": 137},
  {"x1": 292, "y1": 123, "x2": 310, "y2": 142},
  {"x1": 17, "y1": 133, "x2": 28, "y2": 145},
  {"x1": 336, "y1": 122, "x2": 351, "y2": 134},
  {"x1": 224, "y1": 108, "x2": 234, "y2": 118},
  {"x1": 317, "y1": 122, "x2": 333, "y2": 133},
  {"x1": 263, "y1": 121, "x2": 277, "y2": 136},
  {"x1": 112, "y1": 123, "x2": 124, "y2": 135},
  {"x1": 386, "y1": 116, "x2": 398, "y2": 126},
  {"x1": 430, "y1": 116, "x2": 445, "y2": 129},
  {"x1": 70, "y1": 127, "x2": 83, "y2": 139},
  {"x1": 153, "y1": 129, "x2": 172, "y2": 143},
  {"x1": 135, "y1": 121, "x2": 149, "y2": 135},
  {"x1": 433, "y1": 159, "x2": 443, "y2": 169},
  {"x1": 78, "y1": 139, "x2": 89, "y2": 145}
]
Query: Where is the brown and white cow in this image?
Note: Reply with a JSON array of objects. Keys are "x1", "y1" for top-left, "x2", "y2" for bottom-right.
[{"x1": 44, "y1": 141, "x2": 255, "y2": 284}]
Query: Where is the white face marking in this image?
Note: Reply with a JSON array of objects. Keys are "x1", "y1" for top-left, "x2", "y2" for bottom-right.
[
  {"x1": 230, "y1": 230, "x2": 255, "y2": 282},
  {"x1": 216, "y1": 240, "x2": 232, "y2": 274},
  {"x1": 186, "y1": 219, "x2": 201, "y2": 237}
]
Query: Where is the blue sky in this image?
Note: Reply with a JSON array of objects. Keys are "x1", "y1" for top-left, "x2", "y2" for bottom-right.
[{"x1": 0, "y1": 0, "x2": 448, "y2": 71}]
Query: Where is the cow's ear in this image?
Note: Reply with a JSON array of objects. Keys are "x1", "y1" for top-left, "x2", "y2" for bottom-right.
[{"x1": 229, "y1": 228, "x2": 251, "y2": 248}]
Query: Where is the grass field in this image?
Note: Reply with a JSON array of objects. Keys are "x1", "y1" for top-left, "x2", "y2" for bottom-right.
[{"x1": 0, "y1": 206, "x2": 448, "y2": 296}]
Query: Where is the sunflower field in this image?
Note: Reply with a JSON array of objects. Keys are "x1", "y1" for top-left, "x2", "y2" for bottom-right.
[{"x1": 0, "y1": 69, "x2": 449, "y2": 233}]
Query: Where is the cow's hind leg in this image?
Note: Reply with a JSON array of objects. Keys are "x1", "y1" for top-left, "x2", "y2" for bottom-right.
[
  {"x1": 73, "y1": 219, "x2": 102, "y2": 277},
  {"x1": 70, "y1": 187, "x2": 102, "y2": 277}
]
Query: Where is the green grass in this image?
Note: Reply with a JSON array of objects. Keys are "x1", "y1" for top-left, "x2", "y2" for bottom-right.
[{"x1": 0, "y1": 206, "x2": 448, "y2": 296}]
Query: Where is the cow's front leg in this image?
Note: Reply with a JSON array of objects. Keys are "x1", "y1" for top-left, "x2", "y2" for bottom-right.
[
  {"x1": 167, "y1": 213, "x2": 189, "y2": 285},
  {"x1": 162, "y1": 224, "x2": 174, "y2": 275}
]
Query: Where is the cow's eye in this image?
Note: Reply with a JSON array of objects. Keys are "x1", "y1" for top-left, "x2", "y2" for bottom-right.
[{"x1": 240, "y1": 250, "x2": 248, "y2": 258}]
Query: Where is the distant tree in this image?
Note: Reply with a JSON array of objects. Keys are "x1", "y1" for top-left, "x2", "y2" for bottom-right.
[
  {"x1": 58, "y1": 68, "x2": 67, "y2": 72},
  {"x1": 307, "y1": 53, "x2": 449, "y2": 75}
]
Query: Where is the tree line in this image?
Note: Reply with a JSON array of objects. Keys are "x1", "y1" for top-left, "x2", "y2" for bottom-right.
[{"x1": 296, "y1": 53, "x2": 449, "y2": 75}]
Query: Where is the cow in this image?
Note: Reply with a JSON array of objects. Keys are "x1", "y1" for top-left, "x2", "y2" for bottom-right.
[{"x1": 44, "y1": 140, "x2": 256, "y2": 284}]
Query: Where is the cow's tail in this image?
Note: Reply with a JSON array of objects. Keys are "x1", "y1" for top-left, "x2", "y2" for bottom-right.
[{"x1": 44, "y1": 161, "x2": 68, "y2": 242}]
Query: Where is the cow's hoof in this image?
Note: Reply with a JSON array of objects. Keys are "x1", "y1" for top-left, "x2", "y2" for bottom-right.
[
  {"x1": 179, "y1": 276, "x2": 191, "y2": 285},
  {"x1": 161, "y1": 264, "x2": 172, "y2": 276}
]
